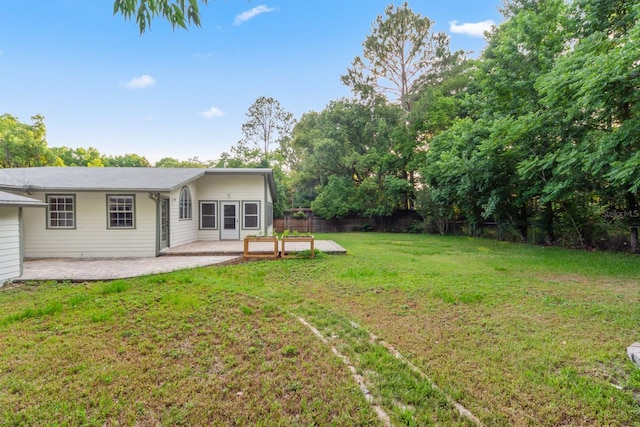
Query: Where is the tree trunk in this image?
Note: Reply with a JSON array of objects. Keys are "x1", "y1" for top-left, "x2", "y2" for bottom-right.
[
  {"x1": 518, "y1": 203, "x2": 528, "y2": 241},
  {"x1": 626, "y1": 192, "x2": 639, "y2": 253},
  {"x1": 543, "y1": 201, "x2": 555, "y2": 245}
]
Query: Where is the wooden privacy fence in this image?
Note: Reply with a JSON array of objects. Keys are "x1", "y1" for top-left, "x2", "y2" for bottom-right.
[{"x1": 274, "y1": 211, "x2": 421, "y2": 233}]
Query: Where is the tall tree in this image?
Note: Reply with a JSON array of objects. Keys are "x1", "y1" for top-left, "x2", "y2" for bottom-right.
[
  {"x1": 113, "y1": 0, "x2": 209, "y2": 34},
  {"x1": 0, "y1": 114, "x2": 54, "y2": 168},
  {"x1": 341, "y1": 2, "x2": 461, "y2": 112},
  {"x1": 292, "y1": 99, "x2": 411, "y2": 219},
  {"x1": 239, "y1": 96, "x2": 294, "y2": 162},
  {"x1": 537, "y1": 0, "x2": 640, "y2": 250}
]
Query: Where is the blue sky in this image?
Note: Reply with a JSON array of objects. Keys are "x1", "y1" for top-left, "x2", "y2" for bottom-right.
[{"x1": 1, "y1": 1, "x2": 502, "y2": 163}]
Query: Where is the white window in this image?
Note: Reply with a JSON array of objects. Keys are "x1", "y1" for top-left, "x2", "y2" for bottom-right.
[
  {"x1": 107, "y1": 195, "x2": 135, "y2": 229},
  {"x1": 199, "y1": 201, "x2": 217, "y2": 229},
  {"x1": 179, "y1": 187, "x2": 192, "y2": 220},
  {"x1": 266, "y1": 202, "x2": 273, "y2": 227},
  {"x1": 243, "y1": 201, "x2": 260, "y2": 229},
  {"x1": 47, "y1": 195, "x2": 75, "y2": 229}
]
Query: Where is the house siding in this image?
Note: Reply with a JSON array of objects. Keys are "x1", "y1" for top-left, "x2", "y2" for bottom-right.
[
  {"x1": 0, "y1": 207, "x2": 21, "y2": 285},
  {"x1": 23, "y1": 192, "x2": 157, "y2": 258},
  {"x1": 195, "y1": 174, "x2": 272, "y2": 240},
  {"x1": 168, "y1": 184, "x2": 199, "y2": 247}
]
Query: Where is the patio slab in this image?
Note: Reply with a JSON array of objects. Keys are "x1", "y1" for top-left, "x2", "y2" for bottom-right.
[
  {"x1": 14, "y1": 240, "x2": 347, "y2": 283},
  {"x1": 17, "y1": 256, "x2": 239, "y2": 282}
]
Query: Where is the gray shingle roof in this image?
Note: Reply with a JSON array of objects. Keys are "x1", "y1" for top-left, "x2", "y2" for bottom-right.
[
  {"x1": 0, "y1": 191, "x2": 47, "y2": 207},
  {"x1": 0, "y1": 167, "x2": 276, "y2": 199}
]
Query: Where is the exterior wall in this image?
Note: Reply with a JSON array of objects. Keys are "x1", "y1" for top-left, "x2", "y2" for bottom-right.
[
  {"x1": 22, "y1": 191, "x2": 157, "y2": 258},
  {"x1": 265, "y1": 175, "x2": 274, "y2": 236},
  {"x1": 0, "y1": 207, "x2": 21, "y2": 285},
  {"x1": 195, "y1": 174, "x2": 271, "y2": 241},
  {"x1": 167, "y1": 183, "x2": 199, "y2": 247}
]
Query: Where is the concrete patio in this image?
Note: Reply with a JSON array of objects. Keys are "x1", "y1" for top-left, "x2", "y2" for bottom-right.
[{"x1": 16, "y1": 240, "x2": 346, "y2": 282}]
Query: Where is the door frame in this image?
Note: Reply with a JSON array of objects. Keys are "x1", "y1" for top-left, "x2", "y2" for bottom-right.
[
  {"x1": 220, "y1": 201, "x2": 240, "y2": 240},
  {"x1": 159, "y1": 197, "x2": 170, "y2": 251}
]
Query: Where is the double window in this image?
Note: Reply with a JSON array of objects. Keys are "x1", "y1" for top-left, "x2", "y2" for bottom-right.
[
  {"x1": 47, "y1": 195, "x2": 75, "y2": 229},
  {"x1": 243, "y1": 201, "x2": 260, "y2": 229},
  {"x1": 179, "y1": 187, "x2": 192, "y2": 220},
  {"x1": 107, "y1": 195, "x2": 135, "y2": 229},
  {"x1": 199, "y1": 201, "x2": 217, "y2": 229}
]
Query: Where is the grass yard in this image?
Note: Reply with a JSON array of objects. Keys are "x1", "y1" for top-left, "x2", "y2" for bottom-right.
[{"x1": 1, "y1": 233, "x2": 640, "y2": 426}]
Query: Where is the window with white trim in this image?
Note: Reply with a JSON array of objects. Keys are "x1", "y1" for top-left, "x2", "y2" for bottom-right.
[
  {"x1": 199, "y1": 201, "x2": 217, "y2": 229},
  {"x1": 107, "y1": 195, "x2": 135, "y2": 228},
  {"x1": 266, "y1": 202, "x2": 273, "y2": 227},
  {"x1": 179, "y1": 187, "x2": 192, "y2": 220},
  {"x1": 47, "y1": 194, "x2": 75, "y2": 229},
  {"x1": 243, "y1": 201, "x2": 260, "y2": 229}
]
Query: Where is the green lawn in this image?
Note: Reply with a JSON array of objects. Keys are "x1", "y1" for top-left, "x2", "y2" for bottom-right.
[{"x1": 1, "y1": 233, "x2": 639, "y2": 426}]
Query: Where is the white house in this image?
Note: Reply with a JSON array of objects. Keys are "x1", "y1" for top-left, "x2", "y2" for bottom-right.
[
  {"x1": 0, "y1": 191, "x2": 47, "y2": 285},
  {"x1": 0, "y1": 167, "x2": 277, "y2": 261}
]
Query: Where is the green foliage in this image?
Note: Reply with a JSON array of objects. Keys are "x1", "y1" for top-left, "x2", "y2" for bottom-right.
[
  {"x1": 413, "y1": 0, "x2": 640, "y2": 250},
  {"x1": 294, "y1": 99, "x2": 414, "y2": 220},
  {"x1": 154, "y1": 156, "x2": 213, "y2": 168},
  {"x1": 0, "y1": 114, "x2": 54, "y2": 168},
  {"x1": 102, "y1": 153, "x2": 151, "y2": 167},
  {"x1": 312, "y1": 176, "x2": 357, "y2": 220},
  {"x1": 50, "y1": 146, "x2": 104, "y2": 167},
  {"x1": 0, "y1": 117, "x2": 152, "y2": 168},
  {"x1": 113, "y1": 0, "x2": 209, "y2": 34}
]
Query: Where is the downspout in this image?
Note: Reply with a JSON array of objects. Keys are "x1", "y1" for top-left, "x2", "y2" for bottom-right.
[{"x1": 148, "y1": 192, "x2": 160, "y2": 256}]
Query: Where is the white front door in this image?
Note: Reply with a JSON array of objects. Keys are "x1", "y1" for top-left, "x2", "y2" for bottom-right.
[{"x1": 221, "y1": 202, "x2": 240, "y2": 240}]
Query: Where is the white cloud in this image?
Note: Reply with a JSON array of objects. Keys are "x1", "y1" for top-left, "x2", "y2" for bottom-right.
[
  {"x1": 200, "y1": 107, "x2": 224, "y2": 119},
  {"x1": 124, "y1": 74, "x2": 156, "y2": 89},
  {"x1": 234, "y1": 5, "x2": 275, "y2": 26},
  {"x1": 194, "y1": 53, "x2": 213, "y2": 59},
  {"x1": 449, "y1": 20, "x2": 495, "y2": 38}
]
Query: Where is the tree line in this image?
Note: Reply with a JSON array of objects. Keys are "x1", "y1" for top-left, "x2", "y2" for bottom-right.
[
  {"x1": 3, "y1": 0, "x2": 639, "y2": 251},
  {"x1": 285, "y1": 0, "x2": 638, "y2": 252},
  {"x1": 0, "y1": 113, "x2": 220, "y2": 169}
]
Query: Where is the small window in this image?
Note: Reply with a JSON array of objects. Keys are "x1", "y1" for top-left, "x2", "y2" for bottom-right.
[
  {"x1": 179, "y1": 187, "x2": 192, "y2": 220},
  {"x1": 243, "y1": 201, "x2": 260, "y2": 229},
  {"x1": 266, "y1": 202, "x2": 273, "y2": 227},
  {"x1": 107, "y1": 195, "x2": 135, "y2": 229},
  {"x1": 200, "y1": 201, "x2": 217, "y2": 229},
  {"x1": 47, "y1": 195, "x2": 75, "y2": 229}
]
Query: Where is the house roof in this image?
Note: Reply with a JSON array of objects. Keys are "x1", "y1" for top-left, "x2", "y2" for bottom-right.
[
  {"x1": 0, "y1": 191, "x2": 47, "y2": 208},
  {"x1": 0, "y1": 167, "x2": 276, "y2": 200}
]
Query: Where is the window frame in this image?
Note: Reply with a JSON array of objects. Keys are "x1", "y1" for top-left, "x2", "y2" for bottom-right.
[
  {"x1": 242, "y1": 201, "x2": 260, "y2": 230},
  {"x1": 266, "y1": 202, "x2": 273, "y2": 228},
  {"x1": 199, "y1": 200, "x2": 218, "y2": 230},
  {"x1": 179, "y1": 186, "x2": 192, "y2": 220},
  {"x1": 106, "y1": 194, "x2": 136, "y2": 229},
  {"x1": 46, "y1": 194, "x2": 76, "y2": 230}
]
